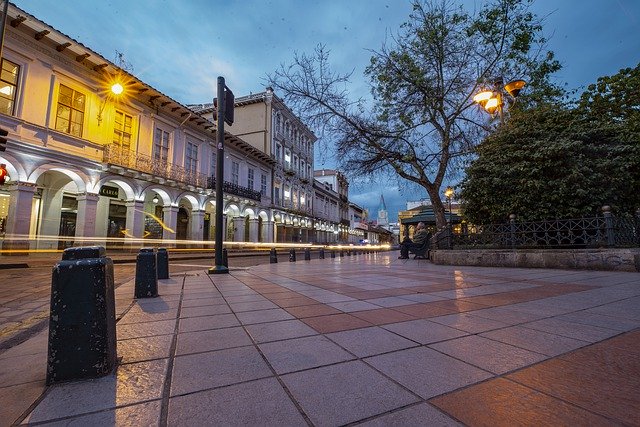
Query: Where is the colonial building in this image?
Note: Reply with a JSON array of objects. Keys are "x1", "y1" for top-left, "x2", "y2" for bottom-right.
[
  {"x1": 312, "y1": 178, "x2": 340, "y2": 243},
  {"x1": 314, "y1": 169, "x2": 350, "y2": 242},
  {"x1": 191, "y1": 89, "x2": 316, "y2": 243},
  {"x1": 0, "y1": 3, "x2": 276, "y2": 250}
]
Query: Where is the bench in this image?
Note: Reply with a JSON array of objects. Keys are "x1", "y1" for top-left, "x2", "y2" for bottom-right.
[{"x1": 408, "y1": 239, "x2": 430, "y2": 259}]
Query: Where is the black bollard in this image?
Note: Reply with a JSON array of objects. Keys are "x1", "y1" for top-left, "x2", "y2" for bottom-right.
[
  {"x1": 304, "y1": 248, "x2": 311, "y2": 261},
  {"x1": 289, "y1": 248, "x2": 297, "y2": 262},
  {"x1": 47, "y1": 246, "x2": 116, "y2": 384},
  {"x1": 157, "y1": 247, "x2": 169, "y2": 279},
  {"x1": 223, "y1": 248, "x2": 229, "y2": 267},
  {"x1": 340, "y1": 250, "x2": 344, "y2": 257},
  {"x1": 135, "y1": 248, "x2": 158, "y2": 298},
  {"x1": 319, "y1": 248, "x2": 325, "y2": 259},
  {"x1": 331, "y1": 250, "x2": 336, "y2": 259},
  {"x1": 347, "y1": 250, "x2": 351, "y2": 256},
  {"x1": 270, "y1": 248, "x2": 278, "y2": 263}
]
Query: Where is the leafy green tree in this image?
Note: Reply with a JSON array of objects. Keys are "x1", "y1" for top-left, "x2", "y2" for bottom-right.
[
  {"x1": 268, "y1": 0, "x2": 560, "y2": 228},
  {"x1": 460, "y1": 62, "x2": 640, "y2": 224}
]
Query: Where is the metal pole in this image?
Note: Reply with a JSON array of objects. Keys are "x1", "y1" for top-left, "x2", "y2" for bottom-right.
[{"x1": 209, "y1": 76, "x2": 229, "y2": 274}]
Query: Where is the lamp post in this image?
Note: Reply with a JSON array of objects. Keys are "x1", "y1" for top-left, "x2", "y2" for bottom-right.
[
  {"x1": 473, "y1": 78, "x2": 526, "y2": 123},
  {"x1": 97, "y1": 82, "x2": 125, "y2": 125},
  {"x1": 444, "y1": 186, "x2": 454, "y2": 226}
]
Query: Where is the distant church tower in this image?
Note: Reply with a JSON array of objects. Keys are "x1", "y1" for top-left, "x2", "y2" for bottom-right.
[{"x1": 377, "y1": 194, "x2": 389, "y2": 227}]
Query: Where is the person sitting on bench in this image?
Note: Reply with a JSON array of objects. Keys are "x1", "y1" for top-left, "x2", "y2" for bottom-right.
[{"x1": 399, "y1": 222, "x2": 430, "y2": 259}]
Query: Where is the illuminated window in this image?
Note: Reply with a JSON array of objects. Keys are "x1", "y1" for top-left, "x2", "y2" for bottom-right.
[
  {"x1": 55, "y1": 84, "x2": 85, "y2": 137},
  {"x1": 284, "y1": 149, "x2": 291, "y2": 167},
  {"x1": 113, "y1": 111, "x2": 132, "y2": 149},
  {"x1": 185, "y1": 141, "x2": 198, "y2": 174},
  {"x1": 0, "y1": 58, "x2": 19, "y2": 115},
  {"x1": 153, "y1": 128, "x2": 169, "y2": 162}
]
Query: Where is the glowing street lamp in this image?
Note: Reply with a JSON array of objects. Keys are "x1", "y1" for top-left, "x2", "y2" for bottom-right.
[
  {"x1": 444, "y1": 186, "x2": 454, "y2": 225},
  {"x1": 97, "y1": 81, "x2": 125, "y2": 125},
  {"x1": 473, "y1": 79, "x2": 526, "y2": 122}
]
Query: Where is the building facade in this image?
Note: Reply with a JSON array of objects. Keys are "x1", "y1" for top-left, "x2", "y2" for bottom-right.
[
  {"x1": 0, "y1": 4, "x2": 277, "y2": 250},
  {"x1": 192, "y1": 89, "x2": 317, "y2": 243},
  {"x1": 314, "y1": 169, "x2": 350, "y2": 242}
]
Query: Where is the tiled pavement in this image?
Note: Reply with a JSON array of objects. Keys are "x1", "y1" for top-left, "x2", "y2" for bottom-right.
[{"x1": 2, "y1": 252, "x2": 639, "y2": 426}]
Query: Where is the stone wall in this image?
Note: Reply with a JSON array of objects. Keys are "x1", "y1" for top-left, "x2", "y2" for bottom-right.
[{"x1": 431, "y1": 248, "x2": 640, "y2": 272}]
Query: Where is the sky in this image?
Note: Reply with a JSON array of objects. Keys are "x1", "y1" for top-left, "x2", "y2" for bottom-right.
[{"x1": 12, "y1": 0, "x2": 640, "y2": 221}]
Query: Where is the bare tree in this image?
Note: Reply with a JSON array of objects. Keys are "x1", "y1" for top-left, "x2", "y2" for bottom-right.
[{"x1": 268, "y1": 0, "x2": 560, "y2": 227}]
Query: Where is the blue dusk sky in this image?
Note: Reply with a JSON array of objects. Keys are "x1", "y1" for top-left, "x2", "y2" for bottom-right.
[{"x1": 12, "y1": 0, "x2": 640, "y2": 221}]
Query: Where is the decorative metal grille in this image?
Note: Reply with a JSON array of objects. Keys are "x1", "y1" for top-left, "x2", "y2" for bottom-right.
[
  {"x1": 207, "y1": 177, "x2": 261, "y2": 202},
  {"x1": 104, "y1": 144, "x2": 208, "y2": 187},
  {"x1": 448, "y1": 214, "x2": 639, "y2": 249}
]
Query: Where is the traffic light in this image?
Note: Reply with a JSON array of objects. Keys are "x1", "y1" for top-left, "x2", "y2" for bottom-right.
[
  {"x1": 0, "y1": 164, "x2": 8, "y2": 185},
  {"x1": 0, "y1": 127, "x2": 7, "y2": 152}
]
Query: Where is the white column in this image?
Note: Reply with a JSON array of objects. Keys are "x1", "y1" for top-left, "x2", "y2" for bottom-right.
[
  {"x1": 75, "y1": 193, "x2": 100, "y2": 240},
  {"x1": 162, "y1": 206, "x2": 178, "y2": 241},
  {"x1": 125, "y1": 200, "x2": 145, "y2": 238},
  {"x1": 4, "y1": 182, "x2": 36, "y2": 250},
  {"x1": 248, "y1": 218, "x2": 259, "y2": 243},
  {"x1": 233, "y1": 216, "x2": 245, "y2": 242},
  {"x1": 189, "y1": 210, "x2": 205, "y2": 241},
  {"x1": 266, "y1": 220, "x2": 274, "y2": 243}
]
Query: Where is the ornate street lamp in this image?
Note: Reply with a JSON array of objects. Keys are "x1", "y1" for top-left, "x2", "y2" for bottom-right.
[{"x1": 473, "y1": 78, "x2": 526, "y2": 122}]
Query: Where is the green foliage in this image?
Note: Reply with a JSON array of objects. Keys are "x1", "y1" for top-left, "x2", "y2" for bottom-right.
[{"x1": 460, "y1": 63, "x2": 640, "y2": 224}]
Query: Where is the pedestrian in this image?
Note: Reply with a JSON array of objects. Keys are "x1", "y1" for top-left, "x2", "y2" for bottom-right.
[{"x1": 399, "y1": 222, "x2": 429, "y2": 259}]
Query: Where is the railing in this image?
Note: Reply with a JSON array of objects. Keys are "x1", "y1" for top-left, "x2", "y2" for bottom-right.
[
  {"x1": 437, "y1": 210, "x2": 640, "y2": 250},
  {"x1": 207, "y1": 177, "x2": 261, "y2": 202},
  {"x1": 104, "y1": 144, "x2": 208, "y2": 188}
]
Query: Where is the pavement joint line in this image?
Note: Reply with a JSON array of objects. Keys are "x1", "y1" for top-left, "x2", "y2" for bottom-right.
[
  {"x1": 205, "y1": 272, "x2": 316, "y2": 427},
  {"x1": 158, "y1": 274, "x2": 186, "y2": 427}
]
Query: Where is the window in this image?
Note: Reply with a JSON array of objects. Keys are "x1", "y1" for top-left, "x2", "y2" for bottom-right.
[
  {"x1": 276, "y1": 114, "x2": 282, "y2": 133},
  {"x1": 231, "y1": 161, "x2": 239, "y2": 185},
  {"x1": 248, "y1": 168, "x2": 254, "y2": 189},
  {"x1": 274, "y1": 187, "x2": 280, "y2": 205},
  {"x1": 55, "y1": 84, "x2": 85, "y2": 137},
  {"x1": 275, "y1": 144, "x2": 281, "y2": 162},
  {"x1": 261, "y1": 174, "x2": 267, "y2": 196},
  {"x1": 301, "y1": 160, "x2": 305, "y2": 178},
  {"x1": 210, "y1": 152, "x2": 217, "y2": 176},
  {"x1": 0, "y1": 58, "x2": 19, "y2": 115},
  {"x1": 113, "y1": 111, "x2": 132, "y2": 149},
  {"x1": 153, "y1": 128, "x2": 169, "y2": 162},
  {"x1": 185, "y1": 141, "x2": 198, "y2": 174},
  {"x1": 284, "y1": 149, "x2": 291, "y2": 168}
]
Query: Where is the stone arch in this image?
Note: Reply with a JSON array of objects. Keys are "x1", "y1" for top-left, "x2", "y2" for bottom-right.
[
  {"x1": 0, "y1": 154, "x2": 27, "y2": 182},
  {"x1": 176, "y1": 192, "x2": 200, "y2": 210},
  {"x1": 95, "y1": 175, "x2": 137, "y2": 200},
  {"x1": 28, "y1": 165, "x2": 89, "y2": 193}
]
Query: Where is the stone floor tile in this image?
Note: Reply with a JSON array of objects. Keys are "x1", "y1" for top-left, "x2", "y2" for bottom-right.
[
  {"x1": 116, "y1": 319, "x2": 176, "y2": 340},
  {"x1": 429, "y1": 312, "x2": 509, "y2": 333},
  {"x1": 284, "y1": 304, "x2": 342, "y2": 318},
  {"x1": 382, "y1": 319, "x2": 468, "y2": 344},
  {"x1": 178, "y1": 313, "x2": 240, "y2": 332},
  {"x1": 117, "y1": 308, "x2": 178, "y2": 325},
  {"x1": 469, "y1": 306, "x2": 547, "y2": 325},
  {"x1": 171, "y1": 346, "x2": 272, "y2": 396},
  {"x1": 0, "y1": 381, "x2": 44, "y2": 425},
  {"x1": 430, "y1": 377, "x2": 613, "y2": 426},
  {"x1": 351, "y1": 308, "x2": 417, "y2": 325},
  {"x1": 175, "y1": 326, "x2": 252, "y2": 355},
  {"x1": 225, "y1": 294, "x2": 270, "y2": 304},
  {"x1": 480, "y1": 325, "x2": 590, "y2": 356},
  {"x1": 168, "y1": 378, "x2": 306, "y2": 426},
  {"x1": 326, "y1": 326, "x2": 417, "y2": 357},
  {"x1": 557, "y1": 311, "x2": 640, "y2": 331},
  {"x1": 365, "y1": 346, "x2": 492, "y2": 399},
  {"x1": 180, "y1": 304, "x2": 232, "y2": 318},
  {"x1": 228, "y1": 300, "x2": 279, "y2": 312},
  {"x1": 117, "y1": 334, "x2": 173, "y2": 364},
  {"x1": 357, "y1": 402, "x2": 463, "y2": 427},
  {"x1": 282, "y1": 361, "x2": 419, "y2": 426},
  {"x1": 259, "y1": 335, "x2": 355, "y2": 374},
  {"x1": 25, "y1": 358, "x2": 168, "y2": 422},
  {"x1": 399, "y1": 293, "x2": 447, "y2": 303},
  {"x1": 328, "y1": 300, "x2": 382, "y2": 312},
  {"x1": 309, "y1": 293, "x2": 356, "y2": 304},
  {"x1": 271, "y1": 296, "x2": 319, "y2": 308},
  {"x1": 429, "y1": 335, "x2": 548, "y2": 374},
  {"x1": 393, "y1": 303, "x2": 456, "y2": 318},
  {"x1": 0, "y1": 350, "x2": 46, "y2": 386},
  {"x1": 302, "y1": 313, "x2": 372, "y2": 334},
  {"x1": 521, "y1": 317, "x2": 622, "y2": 342},
  {"x1": 31, "y1": 400, "x2": 162, "y2": 426},
  {"x1": 364, "y1": 297, "x2": 416, "y2": 308},
  {"x1": 180, "y1": 297, "x2": 226, "y2": 308},
  {"x1": 236, "y1": 308, "x2": 295, "y2": 325},
  {"x1": 245, "y1": 319, "x2": 318, "y2": 343}
]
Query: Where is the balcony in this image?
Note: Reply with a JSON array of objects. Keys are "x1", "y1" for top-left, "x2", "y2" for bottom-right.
[
  {"x1": 284, "y1": 165, "x2": 296, "y2": 176},
  {"x1": 104, "y1": 144, "x2": 207, "y2": 187},
  {"x1": 207, "y1": 177, "x2": 262, "y2": 202}
]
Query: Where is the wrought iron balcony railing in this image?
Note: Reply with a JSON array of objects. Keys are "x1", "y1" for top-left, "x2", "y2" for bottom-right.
[
  {"x1": 207, "y1": 177, "x2": 262, "y2": 202},
  {"x1": 104, "y1": 144, "x2": 208, "y2": 188}
]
